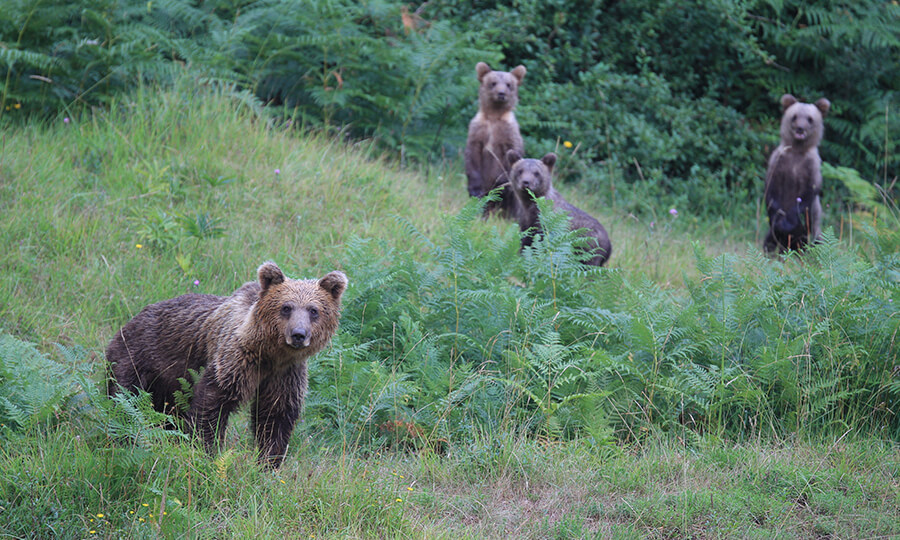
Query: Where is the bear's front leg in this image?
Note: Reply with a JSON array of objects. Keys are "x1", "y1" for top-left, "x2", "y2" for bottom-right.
[
  {"x1": 251, "y1": 364, "x2": 306, "y2": 468},
  {"x1": 188, "y1": 371, "x2": 242, "y2": 454}
]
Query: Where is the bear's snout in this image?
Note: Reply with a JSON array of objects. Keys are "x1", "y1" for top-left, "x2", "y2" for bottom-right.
[{"x1": 289, "y1": 326, "x2": 311, "y2": 348}]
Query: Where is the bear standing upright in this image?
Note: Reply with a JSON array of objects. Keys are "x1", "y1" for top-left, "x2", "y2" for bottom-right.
[
  {"x1": 107, "y1": 262, "x2": 347, "y2": 468},
  {"x1": 507, "y1": 150, "x2": 612, "y2": 267},
  {"x1": 764, "y1": 93, "x2": 831, "y2": 253},
  {"x1": 464, "y1": 61, "x2": 526, "y2": 218}
]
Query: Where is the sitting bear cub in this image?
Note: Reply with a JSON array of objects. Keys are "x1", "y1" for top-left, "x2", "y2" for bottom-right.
[
  {"x1": 507, "y1": 150, "x2": 612, "y2": 266},
  {"x1": 107, "y1": 262, "x2": 347, "y2": 468}
]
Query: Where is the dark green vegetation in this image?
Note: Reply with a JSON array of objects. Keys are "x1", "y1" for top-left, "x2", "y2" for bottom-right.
[
  {"x1": 2, "y1": 0, "x2": 898, "y2": 219},
  {"x1": 1, "y1": 1, "x2": 899, "y2": 537}
]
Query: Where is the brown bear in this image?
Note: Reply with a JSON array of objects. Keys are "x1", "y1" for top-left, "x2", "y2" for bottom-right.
[
  {"x1": 764, "y1": 93, "x2": 831, "y2": 253},
  {"x1": 507, "y1": 150, "x2": 612, "y2": 266},
  {"x1": 106, "y1": 262, "x2": 347, "y2": 468},
  {"x1": 464, "y1": 61, "x2": 526, "y2": 218}
]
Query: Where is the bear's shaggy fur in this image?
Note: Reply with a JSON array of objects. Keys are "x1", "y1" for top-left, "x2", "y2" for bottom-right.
[
  {"x1": 764, "y1": 93, "x2": 831, "y2": 253},
  {"x1": 107, "y1": 262, "x2": 347, "y2": 468},
  {"x1": 507, "y1": 150, "x2": 612, "y2": 266},
  {"x1": 464, "y1": 61, "x2": 526, "y2": 218}
]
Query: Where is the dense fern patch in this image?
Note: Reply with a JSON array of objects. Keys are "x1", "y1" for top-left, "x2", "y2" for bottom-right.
[{"x1": 301, "y1": 199, "x2": 900, "y2": 449}]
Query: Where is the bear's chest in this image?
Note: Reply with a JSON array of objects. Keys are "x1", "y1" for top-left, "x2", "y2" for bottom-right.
[
  {"x1": 481, "y1": 113, "x2": 519, "y2": 154},
  {"x1": 772, "y1": 148, "x2": 817, "y2": 187}
]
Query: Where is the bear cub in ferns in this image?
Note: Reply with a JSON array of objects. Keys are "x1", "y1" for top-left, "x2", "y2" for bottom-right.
[
  {"x1": 507, "y1": 150, "x2": 612, "y2": 267},
  {"x1": 465, "y1": 61, "x2": 526, "y2": 218},
  {"x1": 107, "y1": 262, "x2": 347, "y2": 468},
  {"x1": 764, "y1": 93, "x2": 831, "y2": 253}
]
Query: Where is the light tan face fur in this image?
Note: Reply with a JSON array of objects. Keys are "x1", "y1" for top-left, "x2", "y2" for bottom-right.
[
  {"x1": 477, "y1": 63, "x2": 526, "y2": 110},
  {"x1": 255, "y1": 263, "x2": 347, "y2": 354},
  {"x1": 507, "y1": 151, "x2": 557, "y2": 199},
  {"x1": 779, "y1": 94, "x2": 830, "y2": 149}
]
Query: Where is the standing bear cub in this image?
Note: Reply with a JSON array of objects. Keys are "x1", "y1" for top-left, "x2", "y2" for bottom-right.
[
  {"x1": 764, "y1": 93, "x2": 831, "y2": 253},
  {"x1": 507, "y1": 150, "x2": 612, "y2": 267},
  {"x1": 107, "y1": 262, "x2": 347, "y2": 468},
  {"x1": 465, "y1": 61, "x2": 526, "y2": 218}
]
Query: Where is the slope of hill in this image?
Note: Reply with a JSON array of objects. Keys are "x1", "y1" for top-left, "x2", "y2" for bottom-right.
[{"x1": 0, "y1": 83, "x2": 897, "y2": 539}]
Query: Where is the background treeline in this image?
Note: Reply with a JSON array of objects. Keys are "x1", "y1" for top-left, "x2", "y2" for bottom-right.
[{"x1": 2, "y1": 0, "x2": 898, "y2": 220}]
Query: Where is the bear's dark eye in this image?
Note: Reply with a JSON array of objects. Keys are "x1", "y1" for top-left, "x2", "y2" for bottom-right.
[
  {"x1": 280, "y1": 305, "x2": 292, "y2": 317},
  {"x1": 308, "y1": 306, "x2": 319, "y2": 320}
]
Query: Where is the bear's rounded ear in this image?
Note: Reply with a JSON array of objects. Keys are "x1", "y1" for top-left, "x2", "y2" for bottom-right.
[
  {"x1": 476, "y1": 62, "x2": 491, "y2": 82},
  {"x1": 814, "y1": 98, "x2": 831, "y2": 117},
  {"x1": 506, "y1": 149, "x2": 523, "y2": 167},
  {"x1": 258, "y1": 262, "x2": 285, "y2": 291},
  {"x1": 318, "y1": 271, "x2": 348, "y2": 301},
  {"x1": 541, "y1": 153, "x2": 557, "y2": 172},
  {"x1": 511, "y1": 65, "x2": 526, "y2": 84},
  {"x1": 780, "y1": 94, "x2": 797, "y2": 112}
]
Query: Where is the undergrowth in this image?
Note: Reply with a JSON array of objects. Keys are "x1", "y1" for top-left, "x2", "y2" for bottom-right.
[{"x1": 302, "y1": 197, "x2": 899, "y2": 451}]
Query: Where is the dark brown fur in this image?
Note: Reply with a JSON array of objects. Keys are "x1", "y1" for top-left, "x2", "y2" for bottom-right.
[
  {"x1": 507, "y1": 150, "x2": 612, "y2": 266},
  {"x1": 764, "y1": 94, "x2": 830, "y2": 253},
  {"x1": 464, "y1": 62, "x2": 526, "y2": 218},
  {"x1": 107, "y1": 262, "x2": 347, "y2": 468}
]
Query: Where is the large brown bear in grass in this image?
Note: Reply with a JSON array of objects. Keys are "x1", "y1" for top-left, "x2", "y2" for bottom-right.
[
  {"x1": 107, "y1": 262, "x2": 347, "y2": 468},
  {"x1": 464, "y1": 61, "x2": 526, "y2": 218},
  {"x1": 507, "y1": 150, "x2": 612, "y2": 267},
  {"x1": 764, "y1": 94, "x2": 831, "y2": 253}
]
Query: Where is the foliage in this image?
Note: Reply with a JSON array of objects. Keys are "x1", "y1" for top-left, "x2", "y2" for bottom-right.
[
  {"x1": 0, "y1": 0, "x2": 495, "y2": 163},
  {"x1": 302, "y1": 198, "x2": 900, "y2": 448},
  {"x1": 746, "y1": 0, "x2": 900, "y2": 184},
  {"x1": 0, "y1": 335, "x2": 87, "y2": 430},
  {"x1": 3, "y1": 0, "x2": 896, "y2": 220}
]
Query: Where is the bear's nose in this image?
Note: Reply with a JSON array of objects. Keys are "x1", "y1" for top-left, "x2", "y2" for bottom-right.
[{"x1": 290, "y1": 328, "x2": 310, "y2": 348}]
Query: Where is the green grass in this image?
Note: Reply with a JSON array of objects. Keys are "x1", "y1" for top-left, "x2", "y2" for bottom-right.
[{"x1": 1, "y1": 80, "x2": 898, "y2": 538}]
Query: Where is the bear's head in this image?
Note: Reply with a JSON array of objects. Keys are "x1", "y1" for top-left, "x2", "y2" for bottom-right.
[
  {"x1": 780, "y1": 94, "x2": 830, "y2": 150},
  {"x1": 254, "y1": 262, "x2": 347, "y2": 357},
  {"x1": 507, "y1": 150, "x2": 556, "y2": 199},
  {"x1": 476, "y1": 62, "x2": 526, "y2": 113}
]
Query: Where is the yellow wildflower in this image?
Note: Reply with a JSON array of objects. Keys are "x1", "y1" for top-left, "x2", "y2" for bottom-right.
[{"x1": 563, "y1": 141, "x2": 573, "y2": 148}]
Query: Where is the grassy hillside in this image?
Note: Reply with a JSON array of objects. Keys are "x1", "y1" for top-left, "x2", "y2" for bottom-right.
[{"x1": 1, "y1": 82, "x2": 898, "y2": 538}]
